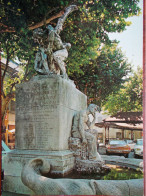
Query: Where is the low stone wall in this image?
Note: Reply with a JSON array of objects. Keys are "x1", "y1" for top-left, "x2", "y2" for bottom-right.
[
  {"x1": 20, "y1": 157, "x2": 143, "y2": 196},
  {"x1": 102, "y1": 155, "x2": 143, "y2": 170},
  {"x1": 3, "y1": 154, "x2": 143, "y2": 195}
]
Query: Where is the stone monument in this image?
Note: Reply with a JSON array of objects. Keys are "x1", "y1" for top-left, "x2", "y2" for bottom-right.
[
  {"x1": 3, "y1": 78, "x2": 87, "y2": 194},
  {"x1": 2, "y1": 5, "x2": 87, "y2": 195},
  {"x1": 3, "y1": 4, "x2": 144, "y2": 195}
]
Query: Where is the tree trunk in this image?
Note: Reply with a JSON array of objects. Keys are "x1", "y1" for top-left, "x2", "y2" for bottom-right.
[{"x1": 1, "y1": 95, "x2": 14, "y2": 126}]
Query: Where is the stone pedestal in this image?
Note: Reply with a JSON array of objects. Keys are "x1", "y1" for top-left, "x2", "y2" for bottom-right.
[
  {"x1": 3, "y1": 75, "x2": 87, "y2": 194},
  {"x1": 15, "y1": 75, "x2": 86, "y2": 150}
]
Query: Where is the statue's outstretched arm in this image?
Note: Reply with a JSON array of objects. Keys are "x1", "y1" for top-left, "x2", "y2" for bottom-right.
[{"x1": 55, "y1": 5, "x2": 78, "y2": 34}]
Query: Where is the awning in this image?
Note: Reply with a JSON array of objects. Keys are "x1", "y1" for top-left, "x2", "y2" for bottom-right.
[{"x1": 8, "y1": 129, "x2": 15, "y2": 133}]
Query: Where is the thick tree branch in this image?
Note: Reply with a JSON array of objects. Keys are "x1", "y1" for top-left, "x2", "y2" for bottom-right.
[
  {"x1": 0, "y1": 23, "x2": 15, "y2": 33},
  {"x1": 2, "y1": 43, "x2": 15, "y2": 82},
  {"x1": 2, "y1": 55, "x2": 10, "y2": 84},
  {"x1": 0, "y1": 5, "x2": 78, "y2": 33},
  {"x1": 22, "y1": 59, "x2": 30, "y2": 82},
  {"x1": 0, "y1": 10, "x2": 65, "y2": 33},
  {"x1": 0, "y1": 28, "x2": 15, "y2": 33},
  {"x1": 2, "y1": 92, "x2": 15, "y2": 124},
  {"x1": 29, "y1": 10, "x2": 65, "y2": 30},
  {"x1": 8, "y1": 81, "x2": 18, "y2": 96},
  {"x1": 2, "y1": 79, "x2": 17, "y2": 118}
]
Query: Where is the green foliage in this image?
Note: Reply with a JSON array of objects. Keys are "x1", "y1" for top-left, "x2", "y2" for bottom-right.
[
  {"x1": 0, "y1": 0, "x2": 140, "y2": 31},
  {"x1": 68, "y1": 43, "x2": 131, "y2": 105},
  {"x1": 0, "y1": 0, "x2": 141, "y2": 119},
  {"x1": 3, "y1": 68, "x2": 24, "y2": 98},
  {"x1": 103, "y1": 67, "x2": 143, "y2": 114},
  {"x1": 61, "y1": 0, "x2": 141, "y2": 75},
  {"x1": 103, "y1": 167, "x2": 143, "y2": 180},
  {"x1": 0, "y1": 0, "x2": 72, "y2": 31},
  {"x1": 59, "y1": 0, "x2": 140, "y2": 105},
  {"x1": 0, "y1": 0, "x2": 141, "y2": 77}
]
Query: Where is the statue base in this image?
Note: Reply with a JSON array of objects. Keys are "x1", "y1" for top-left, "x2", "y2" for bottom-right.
[
  {"x1": 3, "y1": 75, "x2": 87, "y2": 194},
  {"x1": 3, "y1": 149, "x2": 75, "y2": 194},
  {"x1": 75, "y1": 159, "x2": 111, "y2": 175}
]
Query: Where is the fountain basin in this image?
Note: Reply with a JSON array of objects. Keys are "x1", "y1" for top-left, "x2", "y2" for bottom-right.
[{"x1": 20, "y1": 156, "x2": 143, "y2": 196}]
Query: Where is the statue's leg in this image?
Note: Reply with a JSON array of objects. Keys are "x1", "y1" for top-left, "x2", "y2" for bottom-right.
[
  {"x1": 85, "y1": 131, "x2": 102, "y2": 161},
  {"x1": 87, "y1": 129, "x2": 99, "y2": 150},
  {"x1": 53, "y1": 50, "x2": 68, "y2": 78},
  {"x1": 34, "y1": 52, "x2": 45, "y2": 74},
  {"x1": 41, "y1": 52, "x2": 50, "y2": 74}
]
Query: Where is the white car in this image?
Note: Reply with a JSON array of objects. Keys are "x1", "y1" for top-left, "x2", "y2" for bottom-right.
[
  {"x1": 134, "y1": 139, "x2": 143, "y2": 158},
  {"x1": 124, "y1": 139, "x2": 136, "y2": 151}
]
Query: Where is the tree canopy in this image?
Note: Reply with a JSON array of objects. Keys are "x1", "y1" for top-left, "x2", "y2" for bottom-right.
[
  {"x1": 103, "y1": 67, "x2": 143, "y2": 115},
  {"x1": 68, "y1": 43, "x2": 131, "y2": 105},
  {"x1": 0, "y1": 0, "x2": 140, "y2": 33},
  {"x1": 0, "y1": 0, "x2": 141, "y2": 123},
  {"x1": 0, "y1": 0, "x2": 141, "y2": 72}
]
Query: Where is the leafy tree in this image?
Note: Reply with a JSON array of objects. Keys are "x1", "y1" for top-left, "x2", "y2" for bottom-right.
[
  {"x1": 0, "y1": 0, "x2": 140, "y2": 33},
  {"x1": 1, "y1": 31, "x2": 36, "y2": 125},
  {"x1": 0, "y1": 0, "x2": 141, "y2": 123},
  {"x1": 62, "y1": 0, "x2": 141, "y2": 73},
  {"x1": 68, "y1": 43, "x2": 131, "y2": 105},
  {"x1": 103, "y1": 67, "x2": 143, "y2": 115}
]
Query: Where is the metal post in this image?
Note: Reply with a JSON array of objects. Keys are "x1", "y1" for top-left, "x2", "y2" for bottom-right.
[
  {"x1": 122, "y1": 129, "x2": 124, "y2": 139},
  {"x1": 131, "y1": 130, "x2": 134, "y2": 140},
  {"x1": 108, "y1": 126, "x2": 109, "y2": 141},
  {"x1": 105, "y1": 126, "x2": 106, "y2": 145}
]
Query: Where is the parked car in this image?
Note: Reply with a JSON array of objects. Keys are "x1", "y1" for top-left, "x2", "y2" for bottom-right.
[
  {"x1": 134, "y1": 139, "x2": 143, "y2": 158},
  {"x1": 124, "y1": 139, "x2": 136, "y2": 151},
  {"x1": 106, "y1": 140, "x2": 131, "y2": 157}
]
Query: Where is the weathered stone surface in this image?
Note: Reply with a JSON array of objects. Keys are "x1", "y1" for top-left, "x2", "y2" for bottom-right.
[
  {"x1": 69, "y1": 104, "x2": 106, "y2": 175},
  {"x1": 75, "y1": 159, "x2": 111, "y2": 175},
  {"x1": 126, "y1": 179, "x2": 144, "y2": 196},
  {"x1": 3, "y1": 175, "x2": 35, "y2": 195},
  {"x1": 70, "y1": 104, "x2": 102, "y2": 161},
  {"x1": 15, "y1": 76, "x2": 87, "y2": 150},
  {"x1": 3, "y1": 76, "x2": 87, "y2": 194},
  {"x1": 4, "y1": 150, "x2": 75, "y2": 176},
  {"x1": 3, "y1": 150, "x2": 75, "y2": 194},
  {"x1": 33, "y1": 5, "x2": 77, "y2": 77},
  {"x1": 102, "y1": 155, "x2": 143, "y2": 170},
  {"x1": 21, "y1": 157, "x2": 143, "y2": 196}
]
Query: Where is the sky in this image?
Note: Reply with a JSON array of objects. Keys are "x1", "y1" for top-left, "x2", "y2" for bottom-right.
[{"x1": 109, "y1": 0, "x2": 143, "y2": 71}]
